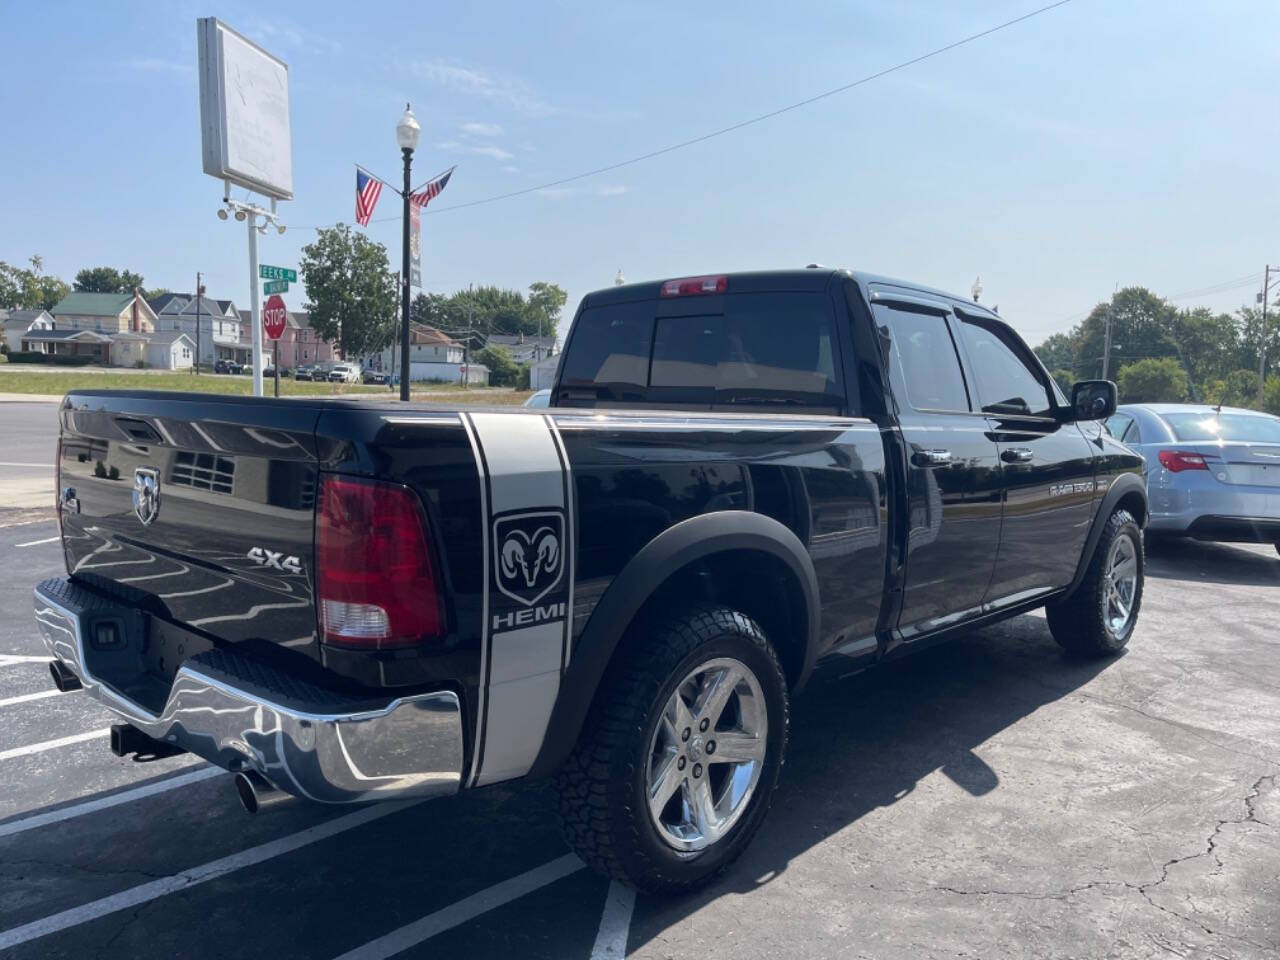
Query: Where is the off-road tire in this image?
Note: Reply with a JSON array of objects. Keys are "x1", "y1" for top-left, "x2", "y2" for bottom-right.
[
  {"x1": 1047, "y1": 509, "x2": 1143, "y2": 657},
  {"x1": 555, "y1": 605, "x2": 789, "y2": 893}
]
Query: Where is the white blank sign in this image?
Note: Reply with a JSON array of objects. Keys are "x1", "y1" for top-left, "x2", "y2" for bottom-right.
[{"x1": 198, "y1": 18, "x2": 293, "y2": 201}]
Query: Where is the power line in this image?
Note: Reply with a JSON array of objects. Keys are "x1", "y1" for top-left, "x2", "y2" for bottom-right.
[{"x1": 294, "y1": 0, "x2": 1076, "y2": 230}]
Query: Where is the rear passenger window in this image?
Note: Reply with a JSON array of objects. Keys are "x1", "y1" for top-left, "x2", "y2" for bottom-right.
[{"x1": 871, "y1": 303, "x2": 970, "y2": 412}]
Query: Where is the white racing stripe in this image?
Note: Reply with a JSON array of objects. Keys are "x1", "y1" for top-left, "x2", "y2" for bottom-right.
[
  {"x1": 0, "y1": 800, "x2": 418, "y2": 951},
  {"x1": 331, "y1": 854, "x2": 584, "y2": 960},
  {"x1": 0, "y1": 728, "x2": 108, "y2": 762},
  {"x1": 590, "y1": 880, "x2": 637, "y2": 959},
  {"x1": 0, "y1": 689, "x2": 61, "y2": 709},
  {"x1": 0, "y1": 766, "x2": 222, "y2": 840}
]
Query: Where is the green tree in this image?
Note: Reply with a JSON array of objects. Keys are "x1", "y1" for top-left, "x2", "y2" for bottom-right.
[
  {"x1": 1263, "y1": 375, "x2": 1280, "y2": 416},
  {"x1": 1116, "y1": 357, "x2": 1189, "y2": 403},
  {"x1": 1202, "y1": 369, "x2": 1258, "y2": 409},
  {"x1": 1033, "y1": 332, "x2": 1081, "y2": 374},
  {"x1": 1050, "y1": 368, "x2": 1075, "y2": 396},
  {"x1": 73, "y1": 266, "x2": 144, "y2": 294},
  {"x1": 473, "y1": 345, "x2": 520, "y2": 386},
  {"x1": 143, "y1": 287, "x2": 170, "y2": 302},
  {"x1": 1232, "y1": 305, "x2": 1280, "y2": 383},
  {"x1": 299, "y1": 224, "x2": 398, "y2": 360},
  {"x1": 526, "y1": 282, "x2": 567, "y2": 338},
  {"x1": 1075, "y1": 288, "x2": 1182, "y2": 381},
  {"x1": 0, "y1": 256, "x2": 70, "y2": 311}
]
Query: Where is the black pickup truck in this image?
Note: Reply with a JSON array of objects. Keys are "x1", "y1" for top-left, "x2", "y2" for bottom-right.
[{"x1": 35, "y1": 269, "x2": 1146, "y2": 892}]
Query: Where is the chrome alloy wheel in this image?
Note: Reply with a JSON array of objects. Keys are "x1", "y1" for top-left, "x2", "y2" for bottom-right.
[
  {"x1": 1103, "y1": 533, "x2": 1139, "y2": 637},
  {"x1": 645, "y1": 657, "x2": 768, "y2": 854}
]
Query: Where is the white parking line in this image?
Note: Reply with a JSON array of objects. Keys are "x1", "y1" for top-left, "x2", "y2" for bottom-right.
[
  {"x1": 0, "y1": 800, "x2": 418, "y2": 951},
  {"x1": 590, "y1": 880, "x2": 636, "y2": 959},
  {"x1": 0, "y1": 655, "x2": 52, "y2": 667},
  {"x1": 0, "y1": 766, "x2": 222, "y2": 840},
  {"x1": 331, "y1": 854, "x2": 584, "y2": 960},
  {"x1": 0, "y1": 462, "x2": 53, "y2": 468},
  {"x1": 0, "y1": 729, "x2": 109, "y2": 762},
  {"x1": 0, "y1": 689, "x2": 61, "y2": 709},
  {"x1": 15, "y1": 536, "x2": 59, "y2": 548}
]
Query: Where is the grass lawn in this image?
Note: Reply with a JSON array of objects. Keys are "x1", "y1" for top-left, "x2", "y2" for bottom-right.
[{"x1": 0, "y1": 368, "x2": 531, "y2": 404}]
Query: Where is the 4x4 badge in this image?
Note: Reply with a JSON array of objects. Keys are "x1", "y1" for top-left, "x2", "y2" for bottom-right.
[
  {"x1": 493, "y1": 510, "x2": 564, "y2": 607},
  {"x1": 132, "y1": 468, "x2": 160, "y2": 526}
]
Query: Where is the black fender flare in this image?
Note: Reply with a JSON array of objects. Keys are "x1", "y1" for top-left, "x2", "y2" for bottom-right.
[
  {"x1": 1061, "y1": 471, "x2": 1147, "y2": 598},
  {"x1": 527, "y1": 510, "x2": 820, "y2": 778}
]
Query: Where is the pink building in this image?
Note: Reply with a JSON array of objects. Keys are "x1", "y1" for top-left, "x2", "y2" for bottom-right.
[{"x1": 238, "y1": 310, "x2": 336, "y2": 369}]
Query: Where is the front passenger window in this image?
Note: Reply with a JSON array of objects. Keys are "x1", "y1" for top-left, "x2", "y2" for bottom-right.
[{"x1": 955, "y1": 315, "x2": 1054, "y2": 418}]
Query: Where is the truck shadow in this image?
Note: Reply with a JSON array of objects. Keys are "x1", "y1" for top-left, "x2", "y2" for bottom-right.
[
  {"x1": 631, "y1": 614, "x2": 1117, "y2": 945},
  {"x1": 1144, "y1": 537, "x2": 1280, "y2": 588}
]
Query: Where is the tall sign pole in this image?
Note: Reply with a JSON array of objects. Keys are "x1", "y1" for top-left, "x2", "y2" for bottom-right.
[
  {"x1": 1260, "y1": 265, "x2": 1271, "y2": 409},
  {"x1": 248, "y1": 213, "x2": 264, "y2": 396}
]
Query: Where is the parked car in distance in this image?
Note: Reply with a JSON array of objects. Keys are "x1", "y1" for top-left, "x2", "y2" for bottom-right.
[
  {"x1": 523, "y1": 388, "x2": 551, "y2": 408},
  {"x1": 362, "y1": 370, "x2": 391, "y2": 385},
  {"x1": 294, "y1": 365, "x2": 317, "y2": 381},
  {"x1": 328, "y1": 363, "x2": 360, "y2": 383},
  {"x1": 1108, "y1": 403, "x2": 1280, "y2": 553},
  {"x1": 214, "y1": 359, "x2": 242, "y2": 375}
]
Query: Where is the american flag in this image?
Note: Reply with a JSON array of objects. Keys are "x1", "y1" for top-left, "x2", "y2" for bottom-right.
[
  {"x1": 355, "y1": 169, "x2": 383, "y2": 226},
  {"x1": 410, "y1": 167, "x2": 455, "y2": 208}
]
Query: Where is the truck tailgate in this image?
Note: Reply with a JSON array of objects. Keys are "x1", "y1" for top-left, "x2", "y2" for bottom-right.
[{"x1": 57, "y1": 392, "x2": 323, "y2": 658}]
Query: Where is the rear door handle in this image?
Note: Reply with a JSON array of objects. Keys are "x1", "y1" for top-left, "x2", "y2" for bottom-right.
[
  {"x1": 912, "y1": 449, "x2": 953, "y2": 468},
  {"x1": 1001, "y1": 447, "x2": 1033, "y2": 463}
]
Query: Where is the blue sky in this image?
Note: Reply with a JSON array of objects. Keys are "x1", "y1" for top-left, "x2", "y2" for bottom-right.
[{"x1": 3, "y1": 0, "x2": 1278, "y2": 345}]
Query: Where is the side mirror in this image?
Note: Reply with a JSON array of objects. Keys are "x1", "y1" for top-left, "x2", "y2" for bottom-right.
[{"x1": 1068, "y1": 380, "x2": 1117, "y2": 421}]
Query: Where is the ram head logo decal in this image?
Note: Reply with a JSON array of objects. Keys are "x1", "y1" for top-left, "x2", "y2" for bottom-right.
[{"x1": 493, "y1": 510, "x2": 565, "y2": 606}]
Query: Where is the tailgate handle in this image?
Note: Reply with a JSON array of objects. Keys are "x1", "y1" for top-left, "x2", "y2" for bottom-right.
[{"x1": 115, "y1": 417, "x2": 162, "y2": 444}]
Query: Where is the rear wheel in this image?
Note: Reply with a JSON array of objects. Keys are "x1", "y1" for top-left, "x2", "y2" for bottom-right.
[
  {"x1": 1047, "y1": 509, "x2": 1143, "y2": 657},
  {"x1": 555, "y1": 605, "x2": 788, "y2": 893}
]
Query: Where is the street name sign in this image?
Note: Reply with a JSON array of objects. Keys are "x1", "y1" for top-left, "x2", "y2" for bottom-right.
[
  {"x1": 259, "y1": 265, "x2": 297, "y2": 282},
  {"x1": 263, "y1": 279, "x2": 289, "y2": 294}
]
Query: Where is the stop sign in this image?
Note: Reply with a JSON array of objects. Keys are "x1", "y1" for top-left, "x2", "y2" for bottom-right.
[{"x1": 262, "y1": 295, "x2": 287, "y2": 341}]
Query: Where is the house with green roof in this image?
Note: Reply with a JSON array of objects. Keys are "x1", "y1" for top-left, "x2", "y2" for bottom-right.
[{"x1": 49, "y1": 291, "x2": 159, "y2": 366}]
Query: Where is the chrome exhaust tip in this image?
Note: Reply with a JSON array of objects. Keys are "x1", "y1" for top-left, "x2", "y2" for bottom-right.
[
  {"x1": 234, "y1": 770, "x2": 290, "y2": 814},
  {"x1": 49, "y1": 659, "x2": 82, "y2": 693}
]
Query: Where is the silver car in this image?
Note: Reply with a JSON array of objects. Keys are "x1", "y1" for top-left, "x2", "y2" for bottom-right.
[{"x1": 1108, "y1": 403, "x2": 1280, "y2": 553}]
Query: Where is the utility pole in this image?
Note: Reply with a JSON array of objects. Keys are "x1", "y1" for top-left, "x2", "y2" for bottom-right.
[
  {"x1": 1101, "y1": 282, "x2": 1120, "y2": 380},
  {"x1": 464, "y1": 282, "x2": 473, "y2": 389},
  {"x1": 194, "y1": 272, "x2": 202, "y2": 374},
  {"x1": 1259, "y1": 265, "x2": 1271, "y2": 409}
]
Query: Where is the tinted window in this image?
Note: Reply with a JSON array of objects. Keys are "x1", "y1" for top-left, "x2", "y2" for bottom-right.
[
  {"x1": 871, "y1": 303, "x2": 970, "y2": 412},
  {"x1": 557, "y1": 303, "x2": 651, "y2": 400},
  {"x1": 653, "y1": 296, "x2": 842, "y2": 409},
  {"x1": 955, "y1": 316, "x2": 1054, "y2": 418},
  {"x1": 1164, "y1": 412, "x2": 1280, "y2": 443},
  {"x1": 560, "y1": 293, "x2": 845, "y2": 411}
]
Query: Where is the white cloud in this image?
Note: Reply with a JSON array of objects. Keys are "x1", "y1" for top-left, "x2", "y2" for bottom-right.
[
  {"x1": 410, "y1": 59, "x2": 554, "y2": 118},
  {"x1": 435, "y1": 140, "x2": 514, "y2": 161},
  {"x1": 461, "y1": 122, "x2": 503, "y2": 137}
]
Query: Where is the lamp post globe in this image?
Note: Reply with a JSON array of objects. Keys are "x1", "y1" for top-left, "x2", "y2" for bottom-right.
[
  {"x1": 971, "y1": 276, "x2": 983, "y2": 303},
  {"x1": 396, "y1": 104, "x2": 421, "y2": 152}
]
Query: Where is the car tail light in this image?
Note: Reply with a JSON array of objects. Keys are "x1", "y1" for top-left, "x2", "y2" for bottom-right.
[
  {"x1": 1158, "y1": 450, "x2": 1211, "y2": 473},
  {"x1": 316, "y1": 474, "x2": 445, "y2": 649},
  {"x1": 659, "y1": 275, "x2": 728, "y2": 297}
]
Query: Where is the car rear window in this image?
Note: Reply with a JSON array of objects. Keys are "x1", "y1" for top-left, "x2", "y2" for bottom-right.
[
  {"x1": 558, "y1": 293, "x2": 845, "y2": 411},
  {"x1": 1163, "y1": 412, "x2": 1280, "y2": 443}
]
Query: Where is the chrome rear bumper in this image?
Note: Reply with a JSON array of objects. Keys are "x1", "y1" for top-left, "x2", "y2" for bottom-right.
[{"x1": 33, "y1": 577, "x2": 464, "y2": 804}]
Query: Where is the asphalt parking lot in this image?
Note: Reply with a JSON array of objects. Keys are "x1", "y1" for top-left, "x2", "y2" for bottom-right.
[{"x1": 0, "y1": 399, "x2": 1277, "y2": 959}]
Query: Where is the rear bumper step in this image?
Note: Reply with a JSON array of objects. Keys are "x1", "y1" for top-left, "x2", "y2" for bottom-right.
[{"x1": 34, "y1": 577, "x2": 464, "y2": 804}]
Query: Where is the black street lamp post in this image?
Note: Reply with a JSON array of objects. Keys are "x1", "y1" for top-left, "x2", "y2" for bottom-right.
[{"x1": 395, "y1": 104, "x2": 420, "y2": 402}]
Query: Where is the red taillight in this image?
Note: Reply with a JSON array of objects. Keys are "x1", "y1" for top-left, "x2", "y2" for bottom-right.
[
  {"x1": 1158, "y1": 450, "x2": 1211, "y2": 473},
  {"x1": 316, "y1": 474, "x2": 445, "y2": 649},
  {"x1": 659, "y1": 275, "x2": 728, "y2": 297}
]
